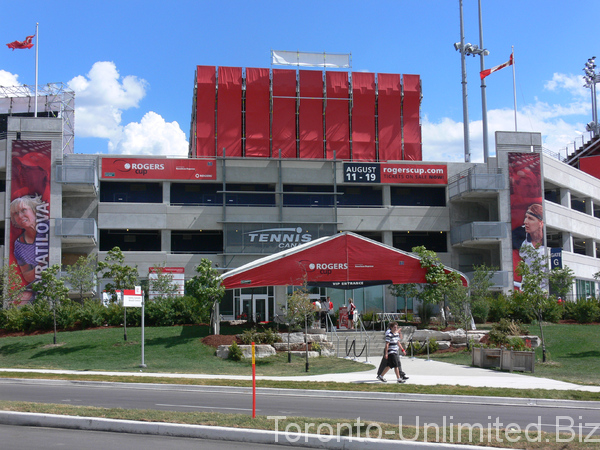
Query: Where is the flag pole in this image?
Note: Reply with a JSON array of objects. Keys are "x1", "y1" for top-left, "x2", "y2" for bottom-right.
[
  {"x1": 512, "y1": 45, "x2": 517, "y2": 131},
  {"x1": 34, "y1": 23, "x2": 39, "y2": 118}
]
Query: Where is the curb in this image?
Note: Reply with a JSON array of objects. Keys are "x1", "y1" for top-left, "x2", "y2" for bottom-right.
[{"x1": 0, "y1": 411, "x2": 481, "y2": 449}]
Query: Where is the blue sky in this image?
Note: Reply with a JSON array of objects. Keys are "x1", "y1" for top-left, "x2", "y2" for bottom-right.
[{"x1": 2, "y1": 0, "x2": 599, "y2": 162}]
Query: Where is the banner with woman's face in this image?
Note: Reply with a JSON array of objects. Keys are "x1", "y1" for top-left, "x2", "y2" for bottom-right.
[
  {"x1": 10, "y1": 140, "x2": 51, "y2": 304},
  {"x1": 508, "y1": 152, "x2": 543, "y2": 288}
]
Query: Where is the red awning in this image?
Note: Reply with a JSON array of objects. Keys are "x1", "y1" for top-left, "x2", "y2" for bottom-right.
[{"x1": 220, "y1": 232, "x2": 468, "y2": 289}]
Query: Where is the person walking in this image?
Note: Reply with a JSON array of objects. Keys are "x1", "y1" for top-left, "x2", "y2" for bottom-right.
[
  {"x1": 348, "y1": 298, "x2": 356, "y2": 330},
  {"x1": 377, "y1": 322, "x2": 409, "y2": 383}
]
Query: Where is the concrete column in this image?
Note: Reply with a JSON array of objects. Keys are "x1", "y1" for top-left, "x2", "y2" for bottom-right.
[
  {"x1": 560, "y1": 188, "x2": 571, "y2": 209},
  {"x1": 585, "y1": 197, "x2": 594, "y2": 217},
  {"x1": 163, "y1": 181, "x2": 170, "y2": 204},
  {"x1": 162, "y1": 230, "x2": 171, "y2": 253},
  {"x1": 382, "y1": 185, "x2": 391, "y2": 207},
  {"x1": 586, "y1": 239, "x2": 595, "y2": 258},
  {"x1": 562, "y1": 231, "x2": 573, "y2": 252},
  {"x1": 382, "y1": 231, "x2": 393, "y2": 247}
]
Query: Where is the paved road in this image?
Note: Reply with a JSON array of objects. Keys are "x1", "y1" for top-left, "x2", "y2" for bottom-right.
[{"x1": 0, "y1": 378, "x2": 599, "y2": 436}]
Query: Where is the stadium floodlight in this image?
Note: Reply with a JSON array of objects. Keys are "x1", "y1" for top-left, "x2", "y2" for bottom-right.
[{"x1": 583, "y1": 57, "x2": 600, "y2": 137}]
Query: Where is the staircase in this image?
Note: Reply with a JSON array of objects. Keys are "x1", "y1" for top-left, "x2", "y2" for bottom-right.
[{"x1": 327, "y1": 327, "x2": 416, "y2": 359}]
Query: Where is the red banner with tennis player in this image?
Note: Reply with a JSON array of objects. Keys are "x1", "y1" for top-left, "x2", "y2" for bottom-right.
[{"x1": 10, "y1": 140, "x2": 52, "y2": 304}]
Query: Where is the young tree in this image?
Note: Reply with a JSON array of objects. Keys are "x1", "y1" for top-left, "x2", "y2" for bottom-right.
[
  {"x1": 97, "y1": 247, "x2": 139, "y2": 302},
  {"x1": 550, "y1": 265, "x2": 575, "y2": 301},
  {"x1": 283, "y1": 286, "x2": 314, "y2": 331},
  {"x1": 0, "y1": 260, "x2": 27, "y2": 308},
  {"x1": 185, "y1": 259, "x2": 225, "y2": 326},
  {"x1": 412, "y1": 246, "x2": 462, "y2": 327},
  {"x1": 33, "y1": 264, "x2": 69, "y2": 345},
  {"x1": 65, "y1": 254, "x2": 97, "y2": 304},
  {"x1": 149, "y1": 263, "x2": 179, "y2": 300},
  {"x1": 469, "y1": 264, "x2": 496, "y2": 323},
  {"x1": 516, "y1": 245, "x2": 573, "y2": 362},
  {"x1": 388, "y1": 283, "x2": 419, "y2": 316}
]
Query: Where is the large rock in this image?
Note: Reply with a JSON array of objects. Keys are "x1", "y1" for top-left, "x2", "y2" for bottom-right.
[
  {"x1": 278, "y1": 332, "x2": 327, "y2": 344},
  {"x1": 216, "y1": 344, "x2": 276, "y2": 359},
  {"x1": 411, "y1": 330, "x2": 451, "y2": 342}
]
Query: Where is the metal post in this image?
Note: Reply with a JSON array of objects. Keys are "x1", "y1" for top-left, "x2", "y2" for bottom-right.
[
  {"x1": 478, "y1": 0, "x2": 489, "y2": 163},
  {"x1": 459, "y1": 0, "x2": 471, "y2": 163},
  {"x1": 140, "y1": 294, "x2": 146, "y2": 368}
]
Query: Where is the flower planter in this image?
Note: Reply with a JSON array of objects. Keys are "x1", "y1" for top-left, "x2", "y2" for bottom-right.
[{"x1": 472, "y1": 347, "x2": 534, "y2": 373}]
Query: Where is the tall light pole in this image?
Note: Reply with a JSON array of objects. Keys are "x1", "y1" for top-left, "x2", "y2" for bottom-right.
[
  {"x1": 457, "y1": 0, "x2": 470, "y2": 163},
  {"x1": 454, "y1": 0, "x2": 489, "y2": 163},
  {"x1": 477, "y1": 0, "x2": 489, "y2": 162},
  {"x1": 583, "y1": 57, "x2": 600, "y2": 137}
]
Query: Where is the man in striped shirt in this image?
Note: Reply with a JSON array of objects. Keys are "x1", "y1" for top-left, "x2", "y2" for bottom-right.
[{"x1": 377, "y1": 322, "x2": 409, "y2": 383}]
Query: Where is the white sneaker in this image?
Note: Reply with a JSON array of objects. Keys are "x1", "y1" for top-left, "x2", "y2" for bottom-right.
[{"x1": 376, "y1": 375, "x2": 387, "y2": 382}]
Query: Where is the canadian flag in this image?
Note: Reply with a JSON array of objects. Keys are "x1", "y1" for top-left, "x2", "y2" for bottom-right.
[
  {"x1": 480, "y1": 53, "x2": 513, "y2": 79},
  {"x1": 6, "y1": 35, "x2": 35, "y2": 51}
]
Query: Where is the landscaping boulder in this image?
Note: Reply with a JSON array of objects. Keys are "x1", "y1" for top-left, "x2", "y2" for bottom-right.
[
  {"x1": 412, "y1": 330, "x2": 451, "y2": 342},
  {"x1": 216, "y1": 344, "x2": 276, "y2": 359}
]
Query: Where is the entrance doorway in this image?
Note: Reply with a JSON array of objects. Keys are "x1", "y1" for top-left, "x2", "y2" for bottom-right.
[{"x1": 239, "y1": 294, "x2": 269, "y2": 322}]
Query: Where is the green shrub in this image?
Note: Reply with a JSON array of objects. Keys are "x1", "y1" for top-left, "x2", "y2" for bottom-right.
[
  {"x1": 3, "y1": 306, "x2": 26, "y2": 332},
  {"x1": 506, "y1": 336, "x2": 527, "y2": 351},
  {"x1": 471, "y1": 298, "x2": 490, "y2": 323},
  {"x1": 573, "y1": 298, "x2": 600, "y2": 323},
  {"x1": 541, "y1": 299, "x2": 563, "y2": 323},
  {"x1": 24, "y1": 300, "x2": 53, "y2": 331},
  {"x1": 104, "y1": 303, "x2": 125, "y2": 326},
  {"x1": 508, "y1": 291, "x2": 536, "y2": 323},
  {"x1": 77, "y1": 299, "x2": 107, "y2": 328},
  {"x1": 411, "y1": 338, "x2": 438, "y2": 355},
  {"x1": 55, "y1": 298, "x2": 79, "y2": 330},
  {"x1": 488, "y1": 294, "x2": 511, "y2": 322},
  {"x1": 417, "y1": 302, "x2": 434, "y2": 329},
  {"x1": 228, "y1": 341, "x2": 243, "y2": 361}
]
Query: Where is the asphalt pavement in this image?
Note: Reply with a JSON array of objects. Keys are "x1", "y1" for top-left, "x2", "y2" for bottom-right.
[
  {"x1": 1, "y1": 356, "x2": 599, "y2": 392},
  {"x1": 1, "y1": 359, "x2": 599, "y2": 449}
]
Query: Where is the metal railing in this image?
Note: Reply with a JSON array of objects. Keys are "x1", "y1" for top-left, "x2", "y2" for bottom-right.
[
  {"x1": 55, "y1": 218, "x2": 98, "y2": 238},
  {"x1": 450, "y1": 221, "x2": 508, "y2": 245}
]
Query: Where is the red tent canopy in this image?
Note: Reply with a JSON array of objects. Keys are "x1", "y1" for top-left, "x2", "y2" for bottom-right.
[{"x1": 221, "y1": 232, "x2": 468, "y2": 289}]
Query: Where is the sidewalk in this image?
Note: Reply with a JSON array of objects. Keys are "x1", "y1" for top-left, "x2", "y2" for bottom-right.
[{"x1": 1, "y1": 356, "x2": 599, "y2": 392}]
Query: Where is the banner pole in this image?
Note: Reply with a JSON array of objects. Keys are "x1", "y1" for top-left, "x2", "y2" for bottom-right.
[
  {"x1": 252, "y1": 342, "x2": 256, "y2": 418},
  {"x1": 35, "y1": 23, "x2": 39, "y2": 117}
]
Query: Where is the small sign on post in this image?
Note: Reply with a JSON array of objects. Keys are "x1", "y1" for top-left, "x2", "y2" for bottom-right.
[{"x1": 122, "y1": 287, "x2": 146, "y2": 368}]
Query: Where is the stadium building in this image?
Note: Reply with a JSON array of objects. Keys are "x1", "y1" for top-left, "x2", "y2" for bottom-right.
[{"x1": 1, "y1": 65, "x2": 599, "y2": 320}]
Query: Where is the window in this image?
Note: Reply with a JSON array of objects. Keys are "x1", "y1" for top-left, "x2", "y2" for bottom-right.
[
  {"x1": 171, "y1": 230, "x2": 223, "y2": 253},
  {"x1": 100, "y1": 229, "x2": 161, "y2": 251},
  {"x1": 100, "y1": 182, "x2": 162, "y2": 203},
  {"x1": 283, "y1": 184, "x2": 335, "y2": 207},
  {"x1": 171, "y1": 183, "x2": 222, "y2": 205},
  {"x1": 393, "y1": 231, "x2": 447, "y2": 253},
  {"x1": 337, "y1": 186, "x2": 382, "y2": 207},
  {"x1": 390, "y1": 186, "x2": 446, "y2": 206}
]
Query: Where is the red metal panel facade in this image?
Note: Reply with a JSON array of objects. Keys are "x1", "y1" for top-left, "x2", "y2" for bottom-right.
[
  {"x1": 272, "y1": 69, "x2": 297, "y2": 158},
  {"x1": 245, "y1": 68, "x2": 271, "y2": 157},
  {"x1": 402, "y1": 74, "x2": 422, "y2": 161},
  {"x1": 299, "y1": 70, "x2": 324, "y2": 159},
  {"x1": 351, "y1": 72, "x2": 376, "y2": 161},
  {"x1": 195, "y1": 66, "x2": 216, "y2": 157},
  {"x1": 217, "y1": 66, "x2": 243, "y2": 157},
  {"x1": 325, "y1": 72, "x2": 349, "y2": 160},
  {"x1": 377, "y1": 73, "x2": 402, "y2": 162}
]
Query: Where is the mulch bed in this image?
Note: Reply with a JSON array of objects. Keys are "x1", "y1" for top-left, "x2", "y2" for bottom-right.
[{"x1": 200, "y1": 334, "x2": 242, "y2": 348}]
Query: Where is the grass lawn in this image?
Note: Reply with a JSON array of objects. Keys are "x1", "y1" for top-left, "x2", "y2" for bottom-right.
[
  {"x1": 0, "y1": 325, "x2": 368, "y2": 376},
  {"x1": 428, "y1": 323, "x2": 600, "y2": 385}
]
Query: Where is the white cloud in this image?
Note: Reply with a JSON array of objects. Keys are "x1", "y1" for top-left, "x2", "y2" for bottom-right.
[
  {"x1": 0, "y1": 70, "x2": 20, "y2": 87},
  {"x1": 423, "y1": 72, "x2": 591, "y2": 163},
  {"x1": 68, "y1": 61, "x2": 188, "y2": 155},
  {"x1": 109, "y1": 111, "x2": 188, "y2": 156}
]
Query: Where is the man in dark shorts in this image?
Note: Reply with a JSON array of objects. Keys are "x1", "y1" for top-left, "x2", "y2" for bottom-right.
[{"x1": 377, "y1": 322, "x2": 409, "y2": 383}]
